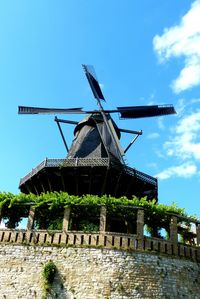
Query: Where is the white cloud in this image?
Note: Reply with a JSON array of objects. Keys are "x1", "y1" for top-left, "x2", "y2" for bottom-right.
[
  {"x1": 176, "y1": 97, "x2": 200, "y2": 116},
  {"x1": 147, "y1": 162, "x2": 158, "y2": 169},
  {"x1": 191, "y1": 98, "x2": 200, "y2": 104},
  {"x1": 157, "y1": 117, "x2": 165, "y2": 130},
  {"x1": 172, "y1": 57, "x2": 200, "y2": 93},
  {"x1": 156, "y1": 162, "x2": 197, "y2": 180},
  {"x1": 156, "y1": 108, "x2": 200, "y2": 180},
  {"x1": 175, "y1": 98, "x2": 187, "y2": 115},
  {"x1": 153, "y1": 0, "x2": 200, "y2": 93},
  {"x1": 99, "y1": 83, "x2": 104, "y2": 89},
  {"x1": 164, "y1": 110, "x2": 200, "y2": 160},
  {"x1": 147, "y1": 93, "x2": 156, "y2": 105},
  {"x1": 147, "y1": 132, "x2": 160, "y2": 139}
]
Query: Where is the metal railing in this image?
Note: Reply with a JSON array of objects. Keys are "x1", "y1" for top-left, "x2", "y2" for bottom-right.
[
  {"x1": 19, "y1": 158, "x2": 110, "y2": 186},
  {"x1": 20, "y1": 157, "x2": 157, "y2": 187}
]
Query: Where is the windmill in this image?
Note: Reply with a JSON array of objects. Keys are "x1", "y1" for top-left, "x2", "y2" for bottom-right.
[{"x1": 18, "y1": 65, "x2": 176, "y2": 200}]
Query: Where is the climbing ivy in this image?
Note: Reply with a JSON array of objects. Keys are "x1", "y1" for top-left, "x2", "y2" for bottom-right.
[{"x1": 42, "y1": 260, "x2": 57, "y2": 298}]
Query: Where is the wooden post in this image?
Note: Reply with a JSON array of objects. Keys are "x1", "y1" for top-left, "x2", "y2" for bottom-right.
[
  {"x1": 27, "y1": 206, "x2": 35, "y2": 230},
  {"x1": 197, "y1": 224, "x2": 200, "y2": 245},
  {"x1": 170, "y1": 216, "x2": 178, "y2": 254},
  {"x1": 170, "y1": 216, "x2": 178, "y2": 243},
  {"x1": 99, "y1": 205, "x2": 107, "y2": 233},
  {"x1": 137, "y1": 209, "x2": 144, "y2": 238},
  {"x1": 63, "y1": 207, "x2": 71, "y2": 232},
  {"x1": 137, "y1": 209, "x2": 144, "y2": 249}
]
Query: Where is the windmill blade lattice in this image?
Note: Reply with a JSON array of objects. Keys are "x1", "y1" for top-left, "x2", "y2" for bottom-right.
[
  {"x1": 82, "y1": 64, "x2": 105, "y2": 101},
  {"x1": 117, "y1": 105, "x2": 176, "y2": 119},
  {"x1": 18, "y1": 106, "x2": 84, "y2": 115}
]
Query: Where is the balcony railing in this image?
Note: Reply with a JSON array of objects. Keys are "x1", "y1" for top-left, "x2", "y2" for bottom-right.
[{"x1": 19, "y1": 157, "x2": 157, "y2": 187}]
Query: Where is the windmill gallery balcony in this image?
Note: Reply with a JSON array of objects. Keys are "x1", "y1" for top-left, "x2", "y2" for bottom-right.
[{"x1": 19, "y1": 158, "x2": 158, "y2": 200}]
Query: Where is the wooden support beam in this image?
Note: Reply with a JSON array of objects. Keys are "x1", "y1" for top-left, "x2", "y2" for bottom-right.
[
  {"x1": 136, "y1": 209, "x2": 144, "y2": 250},
  {"x1": 170, "y1": 216, "x2": 178, "y2": 255},
  {"x1": 32, "y1": 181, "x2": 39, "y2": 195},
  {"x1": 60, "y1": 171, "x2": 66, "y2": 192},
  {"x1": 63, "y1": 207, "x2": 71, "y2": 232},
  {"x1": 45, "y1": 172, "x2": 53, "y2": 192},
  {"x1": 88, "y1": 168, "x2": 93, "y2": 194},
  {"x1": 75, "y1": 171, "x2": 79, "y2": 195},
  {"x1": 99, "y1": 205, "x2": 107, "y2": 233},
  {"x1": 24, "y1": 182, "x2": 32, "y2": 194},
  {"x1": 170, "y1": 216, "x2": 178, "y2": 243},
  {"x1": 114, "y1": 171, "x2": 123, "y2": 197},
  {"x1": 136, "y1": 209, "x2": 144, "y2": 239},
  {"x1": 125, "y1": 175, "x2": 135, "y2": 197},
  {"x1": 40, "y1": 181, "x2": 46, "y2": 193},
  {"x1": 27, "y1": 206, "x2": 36, "y2": 230},
  {"x1": 101, "y1": 168, "x2": 109, "y2": 195},
  {"x1": 197, "y1": 224, "x2": 200, "y2": 245}
]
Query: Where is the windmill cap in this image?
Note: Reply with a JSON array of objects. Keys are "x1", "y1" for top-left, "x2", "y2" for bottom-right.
[{"x1": 74, "y1": 114, "x2": 121, "y2": 139}]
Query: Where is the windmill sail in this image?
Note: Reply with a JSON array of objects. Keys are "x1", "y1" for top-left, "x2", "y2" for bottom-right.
[
  {"x1": 18, "y1": 106, "x2": 83, "y2": 114},
  {"x1": 117, "y1": 105, "x2": 176, "y2": 119},
  {"x1": 82, "y1": 64, "x2": 105, "y2": 101}
]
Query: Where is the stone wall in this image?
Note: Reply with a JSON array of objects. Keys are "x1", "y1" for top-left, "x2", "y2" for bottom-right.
[{"x1": 0, "y1": 244, "x2": 199, "y2": 299}]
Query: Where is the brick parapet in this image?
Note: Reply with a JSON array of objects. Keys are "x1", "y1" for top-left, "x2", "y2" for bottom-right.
[{"x1": 0, "y1": 228, "x2": 199, "y2": 262}]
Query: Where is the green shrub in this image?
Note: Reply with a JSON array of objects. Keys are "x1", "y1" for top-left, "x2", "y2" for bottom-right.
[{"x1": 42, "y1": 260, "x2": 57, "y2": 295}]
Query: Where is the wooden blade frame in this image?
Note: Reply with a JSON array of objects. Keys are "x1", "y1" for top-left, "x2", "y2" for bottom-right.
[
  {"x1": 82, "y1": 64, "x2": 105, "y2": 101},
  {"x1": 18, "y1": 106, "x2": 84, "y2": 115},
  {"x1": 117, "y1": 105, "x2": 176, "y2": 119}
]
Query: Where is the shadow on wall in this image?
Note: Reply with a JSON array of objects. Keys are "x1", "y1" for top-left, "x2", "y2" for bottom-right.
[{"x1": 51, "y1": 275, "x2": 69, "y2": 299}]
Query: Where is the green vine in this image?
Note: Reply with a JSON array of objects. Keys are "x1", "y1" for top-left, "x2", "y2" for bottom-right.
[
  {"x1": 42, "y1": 260, "x2": 57, "y2": 298},
  {"x1": 0, "y1": 192, "x2": 198, "y2": 238},
  {"x1": 0, "y1": 192, "x2": 198, "y2": 243},
  {"x1": 0, "y1": 191, "x2": 193, "y2": 218}
]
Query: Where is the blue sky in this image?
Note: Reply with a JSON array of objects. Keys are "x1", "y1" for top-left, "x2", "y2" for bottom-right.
[{"x1": 0, "y1": 1, "x2": 199, "y2": 217}]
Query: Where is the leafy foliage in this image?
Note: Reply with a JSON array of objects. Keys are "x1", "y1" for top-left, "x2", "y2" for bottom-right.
[
  {"x1": 0, "y1": 192, "x2": 198, "y2": 242},
  {"x1": 75, "y1": 220, "x2": 99, "y2": 232},
  {"x1": 42, "y1": 260, "x2": 57, "y2": 297},
  {"x1": 0, "y1": 192, "x2": 198, "y2": 235},
  {"x1": 33, "y1": 205, "x2": 64, "y2": 230},
  {"x1": 0, "y1": 191, "x2": 196, "y2": 219},
  {"x1": 0, "y1": 192, "x2": 186, "y2": 211}
]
